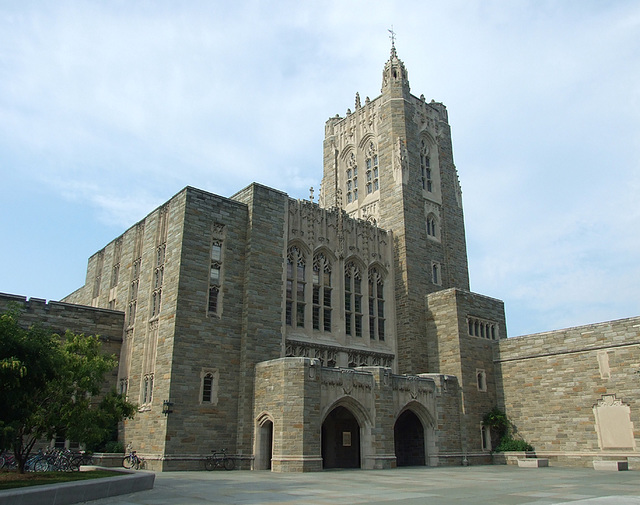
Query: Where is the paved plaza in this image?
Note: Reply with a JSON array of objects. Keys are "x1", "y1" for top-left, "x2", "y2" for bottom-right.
[{"x1": 86, "y1": 466, "x2": 640, "y2": 505}]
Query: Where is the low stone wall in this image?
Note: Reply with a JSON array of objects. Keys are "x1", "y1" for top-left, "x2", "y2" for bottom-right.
[{"x1": 0, "y1": 467, "x2": 154, "y2": 505}]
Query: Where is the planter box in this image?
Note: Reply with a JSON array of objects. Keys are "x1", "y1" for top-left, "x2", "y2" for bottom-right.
[
  {"x1": 593, "y1": 460, "x2": 628, "y2": 471},
  {"x1": 518, "y1": 458, "x2": 549, "y2": 468}
]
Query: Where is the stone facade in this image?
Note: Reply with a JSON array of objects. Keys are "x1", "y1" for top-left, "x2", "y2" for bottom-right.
[
  {"x1": 3, "y1": 45, "x2": 638, "y2": 471},
  {"x1": 496, "y1": 317, "x2": 640, "y2": 467}
]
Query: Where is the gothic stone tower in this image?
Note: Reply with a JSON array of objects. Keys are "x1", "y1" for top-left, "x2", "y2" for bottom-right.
[{"x1": 320, "y1": 45, "x2": 470, "y2": 375}]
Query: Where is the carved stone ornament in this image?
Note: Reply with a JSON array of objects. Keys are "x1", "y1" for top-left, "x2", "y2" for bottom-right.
[
  {"x1": 342, "y1": 369, "x2": 355, "y2": 395},
  {"x1": 596, "y1": 394, "x2": 623, "y2": 408},
  {"x1": 212, "y1": 222, "x2": 225, "y2": 235},
  {"x1": 392, "y1": 137, "x2": 409, "y2": 185}
]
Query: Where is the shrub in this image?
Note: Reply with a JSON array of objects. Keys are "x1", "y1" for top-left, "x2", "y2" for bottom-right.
[
  {"x1": 102, "y1": 441, "x2": 124, "y2": 454},
  {"x1": 482, "y1": 407, "x2": 534, "y2": 452},
  {"x1": 495, "y1": 436, "x2": 533, "y2": 452}
]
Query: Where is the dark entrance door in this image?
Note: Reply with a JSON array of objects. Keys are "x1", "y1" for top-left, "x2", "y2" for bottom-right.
[
  {"x1": 394, "y1": 410, "x2": 425, "y2": 466},
  {"x1": 322, "y1": 406, "x2": 360, "y2": 469},
  {"x1": 263, "y1": 420, "x2": 273, "y2": 470}
]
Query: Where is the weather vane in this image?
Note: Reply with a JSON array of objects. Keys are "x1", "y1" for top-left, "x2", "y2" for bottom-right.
[{"x1": 388, "y1": 26, "x2": 396, "y2": 48}]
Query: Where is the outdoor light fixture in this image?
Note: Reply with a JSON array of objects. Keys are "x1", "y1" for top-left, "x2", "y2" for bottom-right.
[{"x1": 162, "y1": 400, "x2": 174, "y2": 415}]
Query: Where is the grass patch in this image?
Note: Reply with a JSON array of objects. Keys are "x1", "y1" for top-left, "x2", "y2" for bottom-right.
[{"x1": 0, "y1": 469, "x2": 122, "y2": 490}]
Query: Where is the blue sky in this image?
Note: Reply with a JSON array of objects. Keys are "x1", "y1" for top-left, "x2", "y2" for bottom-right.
[{"x1": 1, "y1": 0, "x2": 638, "y2": 337}]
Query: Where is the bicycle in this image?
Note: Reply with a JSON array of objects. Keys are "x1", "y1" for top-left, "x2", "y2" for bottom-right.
[
  {"x1": 204, "y1": 449, "x2": 234, "y2": 471},
  {"x1": 0, "y1": 451, "x2": 16, "y2": 470},
  {"x1": 122, "y1": 444, "x2": 144, "y2": 470}
]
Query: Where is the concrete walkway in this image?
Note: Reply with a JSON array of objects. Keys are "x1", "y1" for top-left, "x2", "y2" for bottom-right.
[{"x1": 84, "y1": 466, "x2": 640, "y2": 505}]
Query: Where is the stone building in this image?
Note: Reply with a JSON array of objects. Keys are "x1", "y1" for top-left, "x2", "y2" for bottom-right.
[{"x1": 2, "y1": 44, "x2": 638, "y2": 471}]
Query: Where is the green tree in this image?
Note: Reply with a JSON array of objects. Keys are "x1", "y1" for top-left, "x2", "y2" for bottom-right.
[{"x1": 0, "y1": 309, "x2": 136, "y2": 472}]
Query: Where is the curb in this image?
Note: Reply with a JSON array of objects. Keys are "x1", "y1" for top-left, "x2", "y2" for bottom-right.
[{"x1": 0, "y1": 466, "x2": 155, "y2": 505}]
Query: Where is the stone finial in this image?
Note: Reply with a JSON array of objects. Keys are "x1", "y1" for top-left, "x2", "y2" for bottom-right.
[
  {"x1": 309, "y1": 187, "x2": 314, "y2": 202},
  {"x1": 388, "y1": 26, "x2": 397, "y2": 58},
  {"x1": 355, "y1": 92, "x2": 361, "y2": 109}
]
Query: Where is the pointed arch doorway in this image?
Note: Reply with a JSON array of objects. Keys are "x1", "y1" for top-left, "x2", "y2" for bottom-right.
[
  {"x1": 394, "y1": 410, "x2": 426, "y2": 466},
  {"x1": 254, "y1": 416, "x2": 274, "y2": 470},
  {"x1": 322, "y1": 406, "x2": 361, "y2": 469}
]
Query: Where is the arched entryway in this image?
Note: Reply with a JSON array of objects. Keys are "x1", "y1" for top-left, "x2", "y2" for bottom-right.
[
  {"x1": 322, "y1": 406, "x2": 360, "y2": 469},
  {"x1": 394, "y1": 409, "x2": 425, "y2": 466},
  {"x1": 254, "y1": 415, "x2": 274, "y2": 470}
]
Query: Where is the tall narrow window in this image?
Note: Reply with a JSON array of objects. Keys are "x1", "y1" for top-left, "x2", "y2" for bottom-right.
[
  {"x1": 151, "y1": 243, "x2": 165, "y2": 318},
  {"x1": 432, "y1": 262, "x2": 441, "y2": 285},
  {"x1": 365, "y1": 142, "x2": 379, "y2": 194},
  {"x1": 420, "y1": 140, "x2": 433, "y2": 192},
  {"x1": 286, "y1": 246, "x2": 306, "y2": 328},
  {"x1": 481, "y1": 425, "x2": 491, "y2": 451},
  {"x1": 426, "y1": 214, "x2": 438, "y2": 240},
  {"x1": 202, "y1": 373, "x2": 214, "y2": 403},
  {"x1": 345, "y1": 262, "x2": 362, "y2": 337},
  {"x1": 313, "y1": 253, "x2": 332, "y2": 332},
  {"x1": 346, "y1": 152, "x2": 358, "y2": 203},
  {"x1": 142, "y1": 373, "x2": 154, "y2": 404},
  {"x1": 119, "y1": 378, "x2": 128, "y2": 398},
  {"x1": 477, "y1": 369, "x2": 487, "y2": 392},
  {"x1": 368, "y1": 268, "x2": 385, "y2": 341},
  {"x1": 200, "y1": 369, "x2": 219, "y2": 405},
  {"x1": 208, "y1": 240, "x2": 222, "y2": 315}
]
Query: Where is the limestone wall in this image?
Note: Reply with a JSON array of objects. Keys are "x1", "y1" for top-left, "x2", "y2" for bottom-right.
[
  {"x1": 161, "y1": 187, "x2": 249, "y2": 469},
  {"x1": 496, "y1": 317, "x2": 640, "y2": 466},
  {"x1": 425, "y1": 288, "x2": 505, "y2": 457},
  {"x1": 231, "y1": 184, "x2": 290, "y2": 465}
]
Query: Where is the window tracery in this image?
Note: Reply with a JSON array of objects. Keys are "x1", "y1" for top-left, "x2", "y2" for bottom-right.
[
  {"x1": 426, "y1": 214, "x2": 437, "y2": 239},
  {"x1": 286, "y1": 246, "x2": 306, "y2": 328},
  {"x1": 345, "y1": 262, "x2": 363, "y2": 337},
  {"x1": 368, "y1": 267, "x2": 385, "y2": 341},
  {"x1": 141, "y1": 373, "x2": 154, "y2": 404},
  {"x1": 312, "y1": 253, "x2": 332, "y2": 332},
  {"x1": 365, "y1": 141, "x2": 379, "y2": 195},
  {"x1": 346, "y1": 152, "x2": 358, "y2": 204},
  {"x1": 208, "y1": 241, "x2": 222, "y2": 314},
  {"x1": 420, "y1": 140, "x2": 432, "y2": 192}
]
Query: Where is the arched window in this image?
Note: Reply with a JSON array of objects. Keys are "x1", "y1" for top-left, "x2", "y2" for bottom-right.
[
  {"x1": 208, "y1": 240, "x2": 222, "y2": 314},
  {"x1": 345, "y1": 262, "x2": 362, "y2": 337},
  {"x1": 286, "y1": 246, "x2": 306, "y2": 328},
  {"x1": 200, "y1": 369, "x2": 219, "y2": 405},
  {"x1": 346, "y1": 153, "x2": 358, "y2": 204},
  {"x1": 202, "y1": 373, "x2": 214, "y2": 403},
  {"x1": 365, "y1": 141, "x2": 379, "y2": 195},
  {"x1": 477, "y1": 369, "x2": 487, "y2": 392},
  {"x1": 313, "y1": 253, "x2": 332, "y2": 332},
  {"x1": 368, "y1": 268, "x2": 385, "y2": 341},
  {"x1": 481, "y1": 425, "x2": 491, "y2": 451},
  {"x1": 420, "y1": 140, "x2": 432, "y2": 192},
  {"x1": 141, "y1": 373, "x2": 154, "y2": 404},
  {"x1": 426, "y1": 214, "x2": 437, "y2": 238},
  {"x1": 432, "y1": 262, "x2": 441, "y2": 285}
]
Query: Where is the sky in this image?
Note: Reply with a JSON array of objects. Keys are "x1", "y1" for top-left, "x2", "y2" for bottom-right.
[{"x1": 0, "y1": 0, "x2": 638, "y2": 338}]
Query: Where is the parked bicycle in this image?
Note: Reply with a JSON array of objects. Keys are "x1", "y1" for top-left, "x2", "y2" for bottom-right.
[
  {"x1": 0, "y1": 451, "x2": 16, "y2": 470},
  {"x1": 205, "y1": 449, "x2": 234, "y2": 470},
  {"x1": 122, "y1": 444, "x2": 144, "y2": 470}
]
